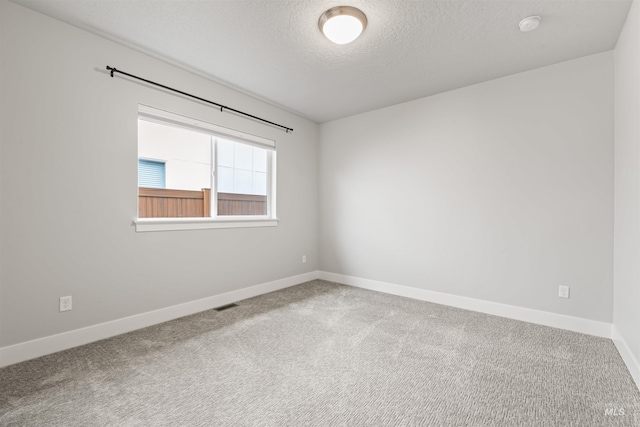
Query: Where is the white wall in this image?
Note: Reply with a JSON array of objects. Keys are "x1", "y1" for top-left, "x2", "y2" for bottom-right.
[
  {"x1": 319, "y1": 52, "x2": 614, "y2": 323},
  {"x1": 614, "y1": 0, "x2": 640, "y2": 382},
  {"x1": 0, "y1": 1, "x2": 318, "y2": 348}
]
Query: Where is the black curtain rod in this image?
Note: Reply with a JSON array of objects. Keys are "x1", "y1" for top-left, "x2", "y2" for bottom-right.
[{"x1": 105, "y1": 66, "x2": 293, "y2": 133}]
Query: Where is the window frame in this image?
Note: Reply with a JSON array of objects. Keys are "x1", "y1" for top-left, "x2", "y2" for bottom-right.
[{"x1": 134, "y1": 105, "x2": 278, "y2": 232}]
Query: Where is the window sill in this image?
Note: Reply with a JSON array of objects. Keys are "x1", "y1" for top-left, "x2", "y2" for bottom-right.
[{"x1": 134, "y1": 217, "x2": 279, "y2": 232}]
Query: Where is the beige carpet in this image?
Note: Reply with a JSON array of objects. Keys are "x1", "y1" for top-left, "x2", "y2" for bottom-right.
[{"x1": 1, "y1": 280, "x2": 639, "y2": 426}]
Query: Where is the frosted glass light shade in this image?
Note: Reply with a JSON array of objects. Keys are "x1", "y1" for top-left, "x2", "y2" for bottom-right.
[{"x1": 319, "y1": 6, "x2": 367, "y2": 45}]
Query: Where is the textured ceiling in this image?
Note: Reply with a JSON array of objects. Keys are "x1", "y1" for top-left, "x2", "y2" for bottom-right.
[{"x1": 10, "y1": 0, "x2": 632, "y2": 123}]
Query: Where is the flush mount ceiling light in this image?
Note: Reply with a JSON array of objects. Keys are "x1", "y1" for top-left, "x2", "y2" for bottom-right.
[
  {"x1": 519, "y1": 16, "x2": 541, "y2": 32},
  {"x1": 319, "y1": 6, "x2": 367, "y2": 44}
]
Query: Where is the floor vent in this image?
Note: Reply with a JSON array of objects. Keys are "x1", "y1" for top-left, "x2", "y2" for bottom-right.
[{"x1": 214, "y1": 303, "x2": 238, "y2": 312}]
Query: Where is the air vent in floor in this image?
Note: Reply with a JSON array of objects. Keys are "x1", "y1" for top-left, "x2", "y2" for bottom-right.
[{"x1": 214, "y1": 303, "x2": 238, "y2": 312}]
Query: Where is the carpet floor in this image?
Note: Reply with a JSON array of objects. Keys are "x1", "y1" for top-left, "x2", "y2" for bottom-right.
[{"x1": 1, "y1": 280, "x2": 639, "y2": 426}]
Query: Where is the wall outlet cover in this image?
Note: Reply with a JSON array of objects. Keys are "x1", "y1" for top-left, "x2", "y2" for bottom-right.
[
  {"x1": 60, "y1": 296, "x2": 72, "y2": 312},
  {"x1": 558, "y1": 285, "x2": 570, "y2": 299}
]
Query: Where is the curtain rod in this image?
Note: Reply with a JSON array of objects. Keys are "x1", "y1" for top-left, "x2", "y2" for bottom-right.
[{"x1": 105, "y1": 66, "x2": 293, "y2": 133}]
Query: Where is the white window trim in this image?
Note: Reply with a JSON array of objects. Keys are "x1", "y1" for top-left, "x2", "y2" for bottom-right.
[
  {"x1": 138, "y1": 105, "x2": 275, "y2": 149},
  {"x1": 134, "y1": 217, "x2": 279, "y2": 232},
  {"x1": 135, "y1": 105, "x2": 278, "y2": 232}
]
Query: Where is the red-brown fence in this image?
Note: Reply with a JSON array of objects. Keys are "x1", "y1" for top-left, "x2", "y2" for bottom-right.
[
  {"x1": 138, "y1": 188, "x2": 266, "y2": 218},
  {"x1": 217, "y1": 192, "x2": 267, "y2": 216}
]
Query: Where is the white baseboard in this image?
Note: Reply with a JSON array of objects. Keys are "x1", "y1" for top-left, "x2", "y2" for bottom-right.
[
  {"x1": 319, "y1": 271, "x2": 612, "y2": 338},
  {"x1": 0, "y1": 270, "x2": 320, "y2": 368},
  {"x1": 2, "y1": 270, "x2": 621, "y2": 372},
  {"x1": 612, "y1": 325, "x2": 640, "y2": 390}
]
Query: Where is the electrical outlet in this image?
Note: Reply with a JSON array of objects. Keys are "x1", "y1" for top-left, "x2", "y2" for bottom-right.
[
  {"x1": 558, "y1": 285, "x2": 570, "y2": 299},
  {"x1": 302, "y1": 255, "x2": 307, "y2": 264},
  {"x1": 60, "y1": 296, "x2": 72, "y2": 312}
]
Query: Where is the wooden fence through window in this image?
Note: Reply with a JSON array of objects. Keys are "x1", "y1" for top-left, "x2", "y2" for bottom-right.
[{"x1": 138, "y1": 187, "x2": 267, "y2": 218}]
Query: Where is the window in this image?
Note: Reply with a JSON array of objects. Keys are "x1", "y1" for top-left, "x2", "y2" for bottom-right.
[{"x1": 135, "y1": 105, "x2": 277, "y2": 232}]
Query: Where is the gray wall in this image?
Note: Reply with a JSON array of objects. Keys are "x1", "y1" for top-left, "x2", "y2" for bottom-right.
[
  {"x1": 0, "y1": 2, "x2": 319, "y2": 347},
  {"x1": 319, "y1": 52, "x2": 614, "y2": 322},
  {"x1": 614, "y1": 0, "x2": 640, "y2": 364}
]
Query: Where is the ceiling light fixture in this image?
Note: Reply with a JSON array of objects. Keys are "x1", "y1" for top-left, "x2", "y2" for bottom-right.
[
  {"x1": 519, "y1": 16, "x2": 541, "y2": 32},
  {"x1": 319, "y1": 6, "x2": 367, "y2": 45}
]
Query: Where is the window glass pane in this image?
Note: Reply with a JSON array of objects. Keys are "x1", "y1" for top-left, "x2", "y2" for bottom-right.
[
  {"x1": 138, "y1": 120, "x2": 210, "y2": 191},
  {"x1": 253, "y1": 148, "x2": 267, "y2": 173},
  {"x1": 138, "y1": 119, "x2": 212, "y2": 218},
  {"x1": 216, "y1": 139, "x2": 268, "y2": 216},
  {"x1": 217, "y1": 139, "x2": 234, "y2": 167},
  {"x1": 217, "y1": 166, "x2": 234, "y2": 193},
  {"x1": 234, "y1": 169, "x2": 253, "y2": 194},
  {"x1": 234, "y1": 143, "x2": 253, "y2": 171},
  {"x1": 253, "y1": 171, "x2": 267, "y2": 195}
]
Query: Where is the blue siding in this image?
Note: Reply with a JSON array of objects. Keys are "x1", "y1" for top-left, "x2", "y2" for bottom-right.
[{"x1": 138, "y1": 159, "x2": 166, "y2": 188}]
